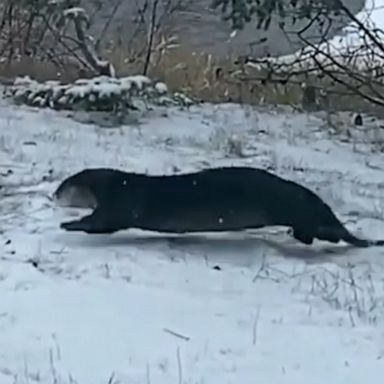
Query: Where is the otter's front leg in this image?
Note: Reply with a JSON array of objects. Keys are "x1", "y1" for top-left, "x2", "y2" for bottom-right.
[{"x1": 60, "y1": 209, "x2": 123, "y2": 234}]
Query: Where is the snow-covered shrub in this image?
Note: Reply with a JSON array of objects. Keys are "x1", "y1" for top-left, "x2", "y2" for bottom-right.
[{"x1": 4, "y1": 75, "x2": 195, "y2": 115}]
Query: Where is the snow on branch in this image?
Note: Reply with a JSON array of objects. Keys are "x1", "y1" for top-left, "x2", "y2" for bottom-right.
[
  {"x1": 61, "y1": 5, "x2": 114, "y2": 76},
  {"x1": 63, "y1": 7, "x2": 88, "y2": 19},
  {"x1": 230, "y1": 3, "x2": 384, "y2": 110}
]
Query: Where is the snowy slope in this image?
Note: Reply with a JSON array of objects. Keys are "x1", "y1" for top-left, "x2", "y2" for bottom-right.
[{"x1": 1, "y1": 98, "x2": 384, "y2": 384}]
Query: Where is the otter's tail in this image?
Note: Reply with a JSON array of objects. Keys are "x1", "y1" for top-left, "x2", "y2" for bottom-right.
[
  {"x1": 340, "y1": 229, "x2": 384, "y2": 247},
  {"x1": 326, "y1": 222, "x2": 384, "y2": 247}
]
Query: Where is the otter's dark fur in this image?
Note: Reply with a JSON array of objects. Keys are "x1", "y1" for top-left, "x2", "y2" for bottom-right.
[{"x1": 54, "y1": 166, "x2": 384, "y2": 247}]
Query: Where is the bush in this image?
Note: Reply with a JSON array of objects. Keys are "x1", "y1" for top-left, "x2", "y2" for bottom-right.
[{"x1": 4, "y1": 74, "x2": 195, "y2": 117}]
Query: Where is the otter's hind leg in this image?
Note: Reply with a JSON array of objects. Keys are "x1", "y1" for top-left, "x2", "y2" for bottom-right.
[
  {"x1": 315, "y1": 229, "x2": 341, "y2": 244},
  {"x1": 291, "y1": 227, "x2": 314, "y2": 245},
  {"x1": 60, "y1": 208, "x2": 121, "y2": 234}
]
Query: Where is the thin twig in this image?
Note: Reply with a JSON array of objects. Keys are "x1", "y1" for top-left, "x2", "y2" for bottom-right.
[
  {"x1": 252, "y1": 305, "x2": 261, "y2": 346},
  {"x1": 176, "y1": 347, "x2": 182, "y2": 384},
  {"x1": 163, "y1": 328, "x2": 190, "y2": 341}
]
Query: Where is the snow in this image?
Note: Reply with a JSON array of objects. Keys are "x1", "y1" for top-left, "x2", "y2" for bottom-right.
[
  {"x1": 120, "y1": 75, "x2": 153, "y2": 91},
  {"x1": 1, "y1": 96, "x2": 384, "y2": 384},
  {"x1": 154, "y1": 82, "x2": 169, "y2": 94},
  {"x1": 63, "y1": 7, "x2": 87, "y2": 19}
]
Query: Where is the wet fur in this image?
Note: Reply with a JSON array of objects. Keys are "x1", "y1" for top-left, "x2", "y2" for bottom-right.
[{"x1": 54, "y1": 167, "x2": 384, "y2": 247}]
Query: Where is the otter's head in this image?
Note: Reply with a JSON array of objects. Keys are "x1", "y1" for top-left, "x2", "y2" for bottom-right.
[
  {"x1": 53, "y1": 168, "x2": 132, "y2": 209},
  {"x1": 53, "y1": 168, "x2": 114, "y2": 209},
  {"x1": 53, "y1": 182, "x2": 98, "y2": 209}
]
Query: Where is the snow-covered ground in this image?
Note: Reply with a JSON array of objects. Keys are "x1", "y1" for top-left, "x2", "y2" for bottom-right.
[{"x1": 1, "y1": 97, "x2": 384, "y2": 384}]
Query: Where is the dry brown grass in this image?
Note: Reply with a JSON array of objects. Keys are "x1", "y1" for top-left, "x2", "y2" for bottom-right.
[
  {"x1": 115, "y1": 46, "x2": 384, "y2": 117},
  {"x1": 108, "y1": 46, "x2": 305, "y2": 106},
  {"x1": 0, "y1": 56, "x2": 82, "y2": 83},
  {"x1": 0, "y1": 43, "x2": 382, "y2": 118},
  {"x1": 0, "y1": 44, "x2": 306, "y2": 107}
]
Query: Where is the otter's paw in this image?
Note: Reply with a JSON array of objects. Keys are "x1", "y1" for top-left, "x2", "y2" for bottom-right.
[
  {"x1": 61, "y1": 219, "x2": 120, "y2": 234},
  {"x1": 60, "y1": 220, "x2": 88, "y2": 232},
  {"x1": 291, "y1": 228, "x2": 314, "y2": 245}
]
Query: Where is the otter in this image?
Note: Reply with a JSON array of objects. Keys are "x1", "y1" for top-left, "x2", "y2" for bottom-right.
[{"x1": 54, "y1": 166, "x2": 384, "y2": 247}]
